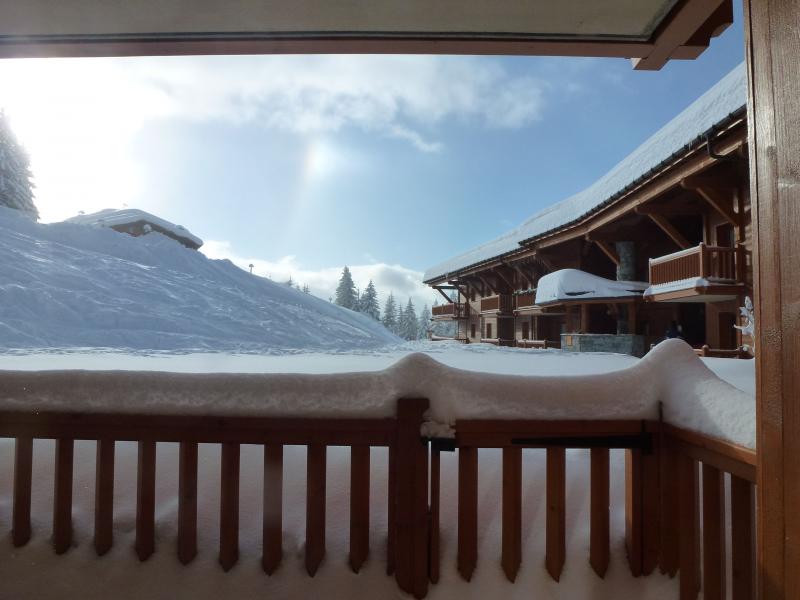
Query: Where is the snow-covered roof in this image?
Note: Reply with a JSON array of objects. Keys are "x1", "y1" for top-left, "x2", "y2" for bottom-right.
[
  {"x1": 535, "y1": 269, "x2": 648, "y2": 306},
  {"x1": 66, "y1": 208, "x2": 204, "y2": 248},
  {"x1": 424, "y1": 62, "x2": 747, "y2": 283}
]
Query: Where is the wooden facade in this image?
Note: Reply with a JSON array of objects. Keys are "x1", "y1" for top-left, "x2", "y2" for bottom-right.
[{"x1": 426, "y1": 95, "x2": 753, "y2": 356}]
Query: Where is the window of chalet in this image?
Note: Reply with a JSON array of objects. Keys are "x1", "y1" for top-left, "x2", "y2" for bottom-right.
[
  {"x1": 486, "y1": 322, "x2": 492, "y2": 339},
  {"x1": 470, "y1": 323, "x2": 476, "y2": 338},
  {"x1": 522, "y1": 321, "x2": 529, "y2": 340}
]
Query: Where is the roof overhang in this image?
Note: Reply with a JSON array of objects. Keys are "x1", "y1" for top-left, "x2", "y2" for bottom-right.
[{"x1": 0, "y1": 0, "x2": 731, "y2": 70}]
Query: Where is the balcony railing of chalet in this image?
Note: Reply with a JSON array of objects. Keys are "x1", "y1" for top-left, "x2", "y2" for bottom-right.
[
  {"x1": 480, "y1": 294, "x2": 513, "y2": 313},
  {"x1": 0, "y1": 372, "x2": 756, "y2": 600},
  {"x1": 649, "y1": 243, "x2": 745, "y2": 286},
  {"x1": 514, "y1": 292, "x2": 536, "y2": 310},
  {"x1": 431, "y1": 303, "x2": 466, "y2": 318}
]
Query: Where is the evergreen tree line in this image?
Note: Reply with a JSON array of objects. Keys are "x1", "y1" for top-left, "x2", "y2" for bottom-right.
[
  {"x1": 334, "y1": 266, "x2": 431, "y2": 340},
  {"x1": 0, "y1": 110, "x2": 37, "y2": 219}
]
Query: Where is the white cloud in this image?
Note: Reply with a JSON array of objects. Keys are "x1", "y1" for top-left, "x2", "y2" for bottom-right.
[
  {"x1": 202, "y1": 239, "x2": 440, "y2": 313},
  {"x1": 0, "y1": 55, "x2": 549, "y2": 221}
]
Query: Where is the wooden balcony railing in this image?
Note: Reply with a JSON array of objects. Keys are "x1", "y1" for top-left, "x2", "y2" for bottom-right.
[
  {"x1": 514, "y1": 292, "x2": 536, "y2": 310},
  {"x1": 432, "y1": 303, "x2": 466, "y2": 318},
  {"x1": 0, "y1": 383, "x2": 756, "y2": 599},
  {"x1": 480, "y1": 294, "x2": 513, "y2": 313},
  {"x1": 649, "y1": 243, "x2": 745, "y2": 286}
]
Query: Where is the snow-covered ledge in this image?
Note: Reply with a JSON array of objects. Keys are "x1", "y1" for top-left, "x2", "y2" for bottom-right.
[{"x1": 0, "y1": 340, "x2": 754, "y2": 449}]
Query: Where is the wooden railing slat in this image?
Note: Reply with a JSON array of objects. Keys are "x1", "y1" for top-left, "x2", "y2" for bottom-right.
[
  {"x1": 659, "y1": 443, "x2": 680, "y2": 576},
  {"x1": 262, "y1": 444, "x2": 283, "y2": 574},
  {"x1": 94, "y1": 439, "x2": 115, "y2": 556},
  {"x1": 731, "y1": 475, "x2": 755, "y2": 600},
  {"x1": 53, "y1": 438, "x2": 74, "y2": 554},
  {"x1": 219, "y1": 442, "x2": 240, "y2": 571},
  {"x1": 178, "y1": 441, "x2": 198, "y2": 565},
  {"x1": 12, "y1": 437, "x2": 33, "y2": 547},
  {"x1": 349, "y1": 445, "x2": 370, "y2": 573},
  {"x1": 642, "y1": 441, "x2": 661, "y2": 575},
  {"x1": 678, "y1": 455, "x2": 700, "y2": 600},
  {"x1": 702, "y1": 464, "x2": 725, "y2": 600},
  {"x1": 305, "y1": 444, "x2": 326, "y2": 576},
  {"x1": 386, "y1": 443, "x2": 396, "y2": 576},
  {"x1": 625, "y1": 448, "x2": 643, "y2": 576},
  {"x1": 501, "y1": 447, "x2": 522, "y2": 582},
  {"x1": 429, "y1": 447, "x2": 441, "y2": 584},
  {"x1": 546, "y1": 447, "x2": 566, "y2": 582},
  {"x1": 590, "y1": 448, "x2": 609, "y2": 578},
  {"x1": 457, "y1": 446, "x2": 478, "y2": 581},
  {"x1": 135, "y1": 440, "x2": 156, "y2": 561}
]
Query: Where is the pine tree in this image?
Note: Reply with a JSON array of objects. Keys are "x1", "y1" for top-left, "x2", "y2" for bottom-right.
[
  {"x1": 399, "y1": 298, "x2": 418, "y2": 340},
  {"x1": 358, "y1": 280, "x2": 381, "y2": 320},
  {"x1": 417, "y1": 304, "x2": 431, "y2": 340},
  {"x1": 335, "y1": 266, "x2": 358, "y2": 310},
  {"x1": 302, "y1": 284, "x2": 310, "y2": 294},
  {"x1": 0, "y1": 111, "x2": 37, "y2": 219},
  {"x1": 382, "y1": 292, "x2": 398, "y2": 333},
  {"x1": 285, "y1": 275, "x2": 294, "y2": 288}
]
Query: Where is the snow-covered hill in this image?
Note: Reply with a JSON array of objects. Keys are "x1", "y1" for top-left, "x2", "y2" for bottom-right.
[{"x1": 0, "y1": 206, "x2": 400, "y2": 352}]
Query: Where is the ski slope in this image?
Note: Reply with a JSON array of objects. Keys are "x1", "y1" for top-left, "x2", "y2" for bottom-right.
[{"x1": 0, "y1": 206, "x2": 399, "y2": 352}]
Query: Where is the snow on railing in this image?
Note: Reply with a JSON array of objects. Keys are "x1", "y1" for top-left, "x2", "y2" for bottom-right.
[{"x1": 0, "y1": 340, "x2": 756, "y2": 598}]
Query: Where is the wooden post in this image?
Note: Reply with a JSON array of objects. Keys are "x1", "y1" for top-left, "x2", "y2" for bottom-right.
[
  {"x1": 590, "y1": 448, "x2": 610, "y2": 578},
  {"x1": 744, "y1": 1, "x2": 800, "y2": 598},
  {"x1": 178, "y1": 441, "x2": 198, "y2": 565},
  {"x1": 394, "y1": 397, "x2": 429, "y2": 599},
  {"x1": 135, "y1": 440, "x2": 156, "y2": 561},
  {"x1": 305, "y1": 444, "x2": 326, "y2": 576},
  {"x1": 678, "y1": 455, "x2": 700, "y2": 600},
  {"x1": 12, "y1": 437, "x2": 33, "y2": 547},
  {"x1": 457, "y1": 446, "x2": 478, "y2": 581},
  {"x1": 349, "y1": 445, "x2": 370, "y2": 573},
  {"x1": 502, "y1": 447, "x2": 522, "y2": 582},
  {"x1": 702, "y1": 464, "x2": 726, "y2": 600},
  {"x1": 219, "y1": 442, "x2": 240, "y2": 571},
  {"x1": 262, "y1": 444, "x2": 283, "y2": 575},
  {"x1": 429, "y1": 446, "x2": 441, "y2": 584},
  {"x1": 53, "y1": 438, "x2": 74, "y2": 554},
  {"x1": 94, "y1": 439, "x2": 115, "y2": 556},
  {"x1": 546, "y1": 447, "x2": 566, "y2": 581}
]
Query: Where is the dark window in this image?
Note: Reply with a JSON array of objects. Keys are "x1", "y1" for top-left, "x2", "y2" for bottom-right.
[
  {"x1": 716, "y1": 223, "x2": 735, "y2": 247},
  {"x1": 470, "y1": 323, "x2": 476, "y2": 338},
  {"x1": 522, "y1": 321, "x2": 529, "y2": 340},
  {"x1": 486, "y1": 322, "x2": 492, "y2": 339}
]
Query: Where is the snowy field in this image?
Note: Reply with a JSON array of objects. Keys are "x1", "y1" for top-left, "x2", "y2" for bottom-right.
[{"x1": 0, "y1": 342, "x2": 754, "y2": 600}]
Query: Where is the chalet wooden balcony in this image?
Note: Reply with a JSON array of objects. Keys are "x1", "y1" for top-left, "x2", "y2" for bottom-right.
[
  {"x1": 514, "y1": 292, "x2": 536, "y2": 311},
  {"x1": 645, "y1": 243, "x2": 746, "y2": 303},
  {"x1": 479, "y1": 294, "x2": 513, "y2": 314},
  {"x1": 431, "y1": 303, "x2": 467, "y2": 320}
]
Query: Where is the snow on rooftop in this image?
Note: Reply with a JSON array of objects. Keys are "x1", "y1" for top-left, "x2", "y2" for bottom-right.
[
  {"x1": 535, "y1": 269, "x2": 648, "y2": 306},
  {"x1": 424, "y1": 62, "x2": 747, "y2": 282},
  {"x1": 66, "y1": 208, "x2": 204, "y2": 248}
]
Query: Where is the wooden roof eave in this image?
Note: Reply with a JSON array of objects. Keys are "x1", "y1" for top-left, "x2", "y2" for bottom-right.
[{"x1": 523, "y1": 118, "x2": 747, "y2": 251}]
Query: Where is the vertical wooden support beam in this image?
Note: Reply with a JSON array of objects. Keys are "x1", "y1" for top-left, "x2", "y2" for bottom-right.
[
  {"x1": 386, "y1": 443, "x2": 396, "y2": 576},
  {"x1": 349, "y1": 445, "x2": 370, "y2": 573},
  {"x1": 580, "y1": 303, "x2": 590, "y2": 333},
  {"x1": 94, "y1": 439, "x2": 115, "y2": 556},
  {"x1": 590, "y1": 448, "x2": 610, "y2": 578},
  {"x1": 702, "y1": 464, "x2": 726, "y2": 600},
  {"x1": 262, "y1": 444, "x2": 283, "y2": 575},
  {"x1": 744, "y1": 1, "x2": 800, "y2": 598},
  {"x1": 305, "y1": 444, "x2": 327, "y2": 576},
  {"x1": 394, "y1": 397, "x2": 429, "y2": 599},
  {"x1": 219, "y1": 443, "x2": 240, "y2": 571},
  {"x1": 53, "y1": 438, "x2": 74, "y2": 554},
  {"x1": 625, "y1": 448, "x2": 643, "y2": 576},
  {"x1": 660, "y1": 442, "x2": 680, "y2": 577},
  {"x1": 178, "y1": 441, "x2": 198, "y2": 565},
  {"x1": 429, "y1": 446, "x2": 441, "y2": 584},
  {"x1": 642, "y1": 439, "x2": 661, "y2": 576},
  {"x1": 457, "y1": 446, "x2": 478, "y2": 582},
  {"x1": 12, "y1": 437, "x2": 33, "y2": 547},
  {"x1": 546, "y1": 447, "x2": 566, "y2": 581},
  {"x1": 678, "y1": 455, "x2": 700, "y2": 600},
  {"x1": 502, "y1": 447, "x2": 522, "y2": 582},
  {"x1": 731, "y1": 475, "x2": 755, "y2": 600},
  {"x1": 135, "y1": 440, "x2": 156, "y2": 561}
]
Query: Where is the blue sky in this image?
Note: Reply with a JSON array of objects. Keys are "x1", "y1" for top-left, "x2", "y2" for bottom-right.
[{"x1": 0, "y1": 5, "x2": 744, "y2": 310}]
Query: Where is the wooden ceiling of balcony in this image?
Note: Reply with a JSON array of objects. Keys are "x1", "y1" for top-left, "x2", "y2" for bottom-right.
[{"x1": 0, "y1": 0, "x2": 731, "y2": 70}]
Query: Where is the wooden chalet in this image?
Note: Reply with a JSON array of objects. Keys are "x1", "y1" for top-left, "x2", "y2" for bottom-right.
[
  {"x1": 3, "y1": 1, "x2": 800, "y2": 600},
  {"x1": 426, "y1": 64, "x2": 751, "y2": 357},
  {"x1": 66, "y1": 208, "x2": 204, "y2": 250}
]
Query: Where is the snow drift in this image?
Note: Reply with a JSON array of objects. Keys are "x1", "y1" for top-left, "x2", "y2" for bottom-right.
[
  {"x1": 0, "y1": 206, "x2": 399, "y2": 352},
  {"x1": 534, "y1": 269, "x2": 648, "y2": 305}
]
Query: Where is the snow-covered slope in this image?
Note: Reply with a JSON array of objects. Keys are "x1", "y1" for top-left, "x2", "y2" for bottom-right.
[{"x1": 0, "y1": 206, "x2": 399, "y2": 352}]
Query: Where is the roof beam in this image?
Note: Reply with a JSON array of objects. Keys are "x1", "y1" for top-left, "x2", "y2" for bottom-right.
[
  {"x1": 647, "y1": 214, "x2": 692, "y2": 249},
  {"x1": 633, "y1": 0, "x2": 730, "y2": 71},
  {"x1": 635, "y1": 203, "x2": 707, "y2": 217},
  {"x1": 591, "y1": 239, "x2": 621, "y2": 266},
  {"x1": 693, "y1": 187, "x2": 740, "y2": 228},
  {"x1": 434, "y1": 286, "x2": 454, "y2": 304},
  {"x1": 476, "y1": 274, "x2": 498, "y2": 296}
]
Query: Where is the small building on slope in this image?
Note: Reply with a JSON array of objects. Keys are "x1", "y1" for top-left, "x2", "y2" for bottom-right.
[
  {"x1": 425, "y1": 63, "x2": 752, "y2": 357},
  {"x1": 66, "y1": 208, "x2": 203, "y2": 250}
]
